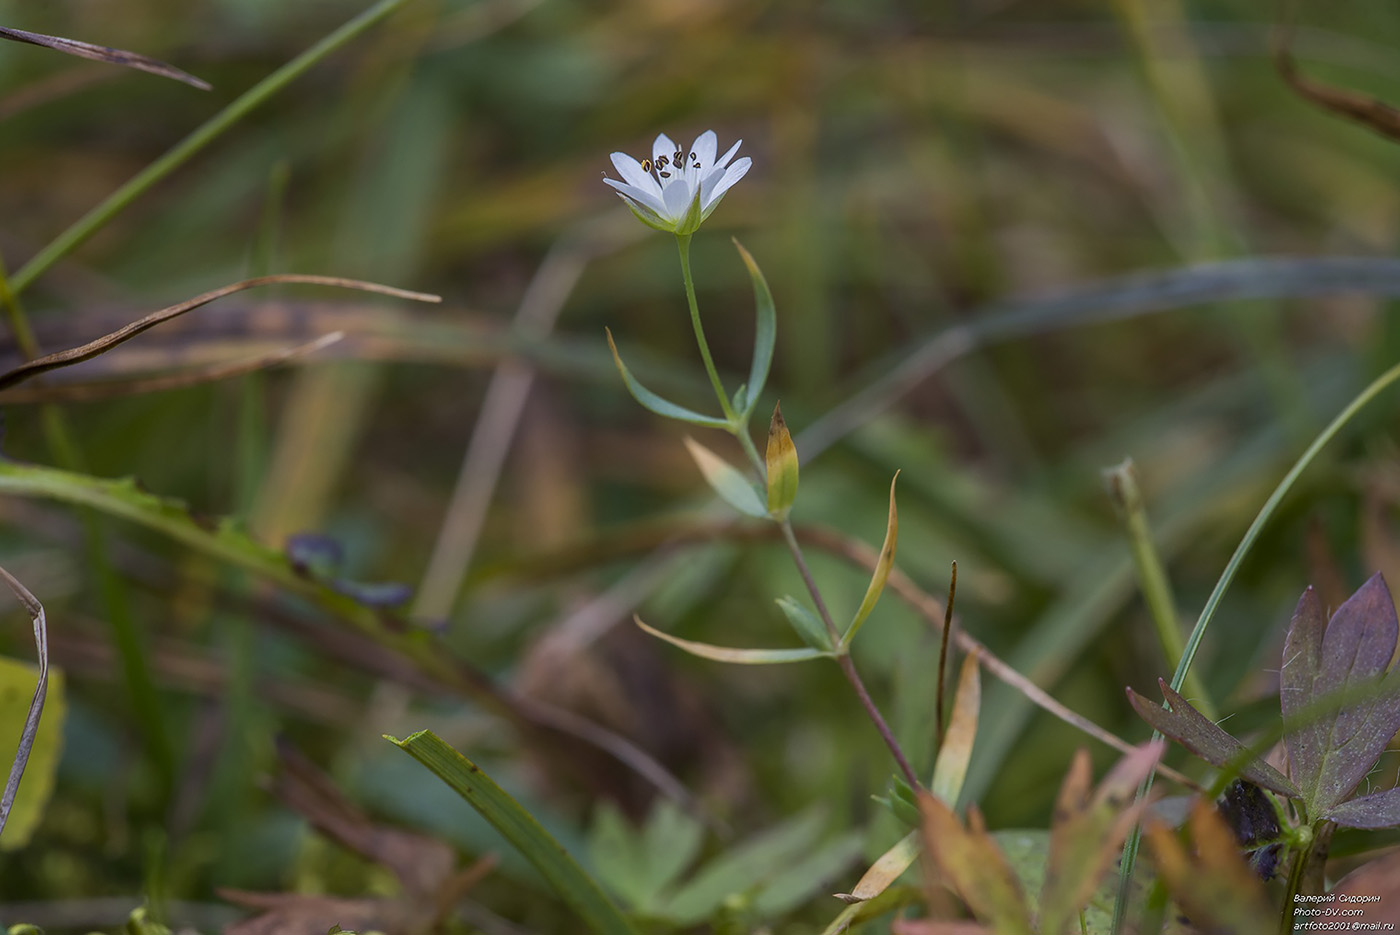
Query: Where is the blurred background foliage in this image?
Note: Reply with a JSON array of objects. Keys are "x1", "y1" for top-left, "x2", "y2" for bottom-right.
[{"x1": 1, "y1": 0, "x2": 1400, "y2": 931}]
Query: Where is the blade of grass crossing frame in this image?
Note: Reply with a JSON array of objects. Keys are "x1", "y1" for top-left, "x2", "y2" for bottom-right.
[
  {"x1": 840, "y1": 472, "x2": 900, "y2": 651},
  {"x1": 9, "y1": 0, "x2": 414, "y2": 296},
  {"x1": 1112, "y1": 357, "x2": 1400, "y2": 933},
  {"x1": 388, "y1": 730, "x2": 640, "y2": 935}
]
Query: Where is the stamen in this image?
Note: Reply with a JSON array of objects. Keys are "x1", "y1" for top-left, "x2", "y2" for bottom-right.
[
  {"x1": 659, "y1": 170, "x2": 671, "y2": 178},
  {"x1": 692, "y1": 161, "x2": 701, "y2": 169},
  {"x1": 674, "y1": 149, "x2": 684, "y2": 165},
  {"x1": 689, "y1": 151, "x2": 696, "y2": 162},
  {"x1": 641, "y1": 158, "x2": 652, "y2": 173},
  {"x1": 656, "y1": 155, "x2": 670, "y2": 169}
]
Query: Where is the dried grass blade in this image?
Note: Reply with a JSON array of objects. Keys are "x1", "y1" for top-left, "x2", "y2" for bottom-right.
[
  {"x1": 0, "y1": 25, "x2": 210, "y2": 90},
  {"x1": 0, "y1": 275, "x2": 438, "y2": 392}
]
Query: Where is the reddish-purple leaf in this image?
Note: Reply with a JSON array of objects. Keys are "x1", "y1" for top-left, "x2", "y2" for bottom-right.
[
  {"x1": 1283, "y1": 574, "x2": 1400, "y2": 816},
  {"x1": 1322, "y1": 786, "x2": 1400, "y2": 829},
  {"x1": 1127, "y1": 681, "x2": 1299, "y2": 798},
  {"x1": 1281, "y1": 586, "x2": 1327, "y2": 798}
]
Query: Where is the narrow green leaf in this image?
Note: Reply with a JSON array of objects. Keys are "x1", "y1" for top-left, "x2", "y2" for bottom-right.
[
  {"x1": 636, "y1": 616, "x2": 830, "y2": 665},
  {"x1": 765, "y1": 403, "x2": 799, "y2": 518},
  {"x1": 605, "y1": 329, "x2": 729, "y2": 429},
  {"x1": 841, "y1": 472, "x2": 900, "y2": 650},
  {"x1": 388, "y1": 730, "x2": 640, "y2": 935},
  {"x1": 931, "y1": 650, "x2": 979, "y2": 805},
  {"x1": 776, "y1": 596, "x2": 833, "y2": 652},
  {"x1": 735, "y1": 240, "x2": 776, "y2": 416},
  {"x1": 682, "y1": 437, "x2": 767, "y2": 518}
]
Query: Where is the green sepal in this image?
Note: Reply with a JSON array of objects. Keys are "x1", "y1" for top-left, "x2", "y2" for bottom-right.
[
  {"x1": 765, "y1": 403, "x2": 799, "y2": 519},
  {"x1": 605, "y1": 328, "x2": 728, "y2": 428}
]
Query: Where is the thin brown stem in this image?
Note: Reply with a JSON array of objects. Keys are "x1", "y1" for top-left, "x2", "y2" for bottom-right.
[{"x1": 779, "y1": 521, "x2": 920, "y2": 789}]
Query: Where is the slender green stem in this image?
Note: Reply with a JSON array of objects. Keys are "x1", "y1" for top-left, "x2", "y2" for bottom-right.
[
  {"x1": 1104, "y1": 459, "x2": 1214, "y2": 718},
  {"x1": 675, "y1": 234, "x2": 735, "y2": 422},
  {"x1": 1172, "y1": 357, "x2": 1400, "y2": 690},
  {"x1": 9, "y1": 0, "x2": 412, "y2": 297},
  {"x1": 779, "y1": 521, "x2": 920, "y2": 789}
]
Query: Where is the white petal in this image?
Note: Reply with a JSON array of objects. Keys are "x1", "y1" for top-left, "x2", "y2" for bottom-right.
[
  {"x1": 610, "y1": 152, "x2": 662, "y2": 198},
  {"x1": 700, "y1": 156, "x2": 751, "y2": 211},
  {"x1": 662, "y1": 179, "x2": 695, "y2": 220},
  {"x1": 690, "y1": 130, "x2": 717, "y2": 170},
  {"x1": 604, "y1": 178, "x2": 667, "y2": 217},
  {"x1": 715, "y1": 138, "x2": 742, "y2": 169},
  {"x1": 653, "y1": 134, "x2": 677, "y2": 170}
]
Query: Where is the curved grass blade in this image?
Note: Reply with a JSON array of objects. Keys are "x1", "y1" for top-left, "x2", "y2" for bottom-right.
[
  {"x1": 605, "y1": 329, "x2": 728, "y2": 428},
  {"x1": 735, "y1": 240, "x2": 776, "y2": 417},
  {"x1": 840, "y1": 473, "x2": 900, "y2": 651},
  {"x1": 388, "y1": 730, "x2": 640, "y2": 935},
  {"x1": 636, "y1": 616, "x2": 830, "y2": 665},
  {"x1": 0, "y1": 566, "x2": 48, "y2": 843},
  {"x1": 0, "y1": 25, "x2": 210, "y2": 90}
]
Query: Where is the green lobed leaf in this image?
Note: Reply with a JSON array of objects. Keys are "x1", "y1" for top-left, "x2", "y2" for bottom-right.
[
  {"x1": 776, "y1": 596, "x2": 833, "y2": 652},
  {"x1": 588, "y1": 799, "x2": 705, "y2": 913},
  {"x1": 734, "y1": 240, "x2": 776, "y2": 417},
  {"x1": 657, "y1": 810, "x2": 826, "y2": 925},
  {"x1": 752, "y1": 832, "x2": 863, "y2": 917},
  {"x1": 605, "y1": 329, "x2": 729, "y2": 429},
  {"x1": 682, "y1": 437, "x2": 767, "y2": 518},
  {"x1": 388, "y1": 730, "x2": 640, "y2": 935},
  {"x1": 841, "y1": 473, "x2": 900, "y2": 650},
  {"x1": 635, "y1": 616, "x2": 830, "y2": 665}
]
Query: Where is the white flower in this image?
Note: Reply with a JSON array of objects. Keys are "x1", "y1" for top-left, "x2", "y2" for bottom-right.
[{"x1": 604, "y1": 130, "x2": 751, "y2": 235}]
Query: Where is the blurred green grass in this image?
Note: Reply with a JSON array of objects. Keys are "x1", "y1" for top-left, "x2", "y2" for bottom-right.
[{"x1": 2, "y1": 0, "x2": 1400, "y2": 930}]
